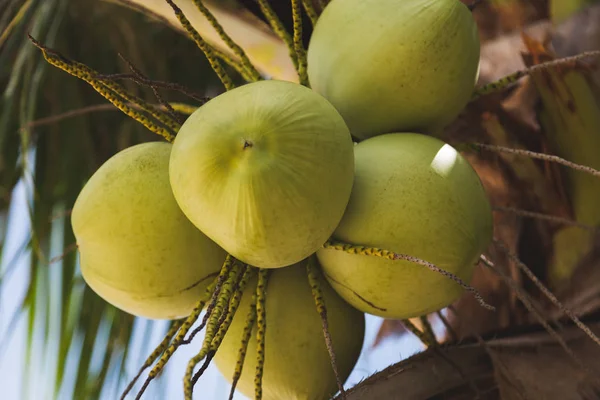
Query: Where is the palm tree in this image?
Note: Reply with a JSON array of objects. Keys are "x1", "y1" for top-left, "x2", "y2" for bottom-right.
[{"x1": 1, "y1": 0, "x2": 600, "y2": 399}]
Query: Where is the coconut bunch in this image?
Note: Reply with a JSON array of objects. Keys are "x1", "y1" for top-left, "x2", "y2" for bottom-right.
[{"x1": 67, "y1": 0, "x2": 494, "y2": 399}]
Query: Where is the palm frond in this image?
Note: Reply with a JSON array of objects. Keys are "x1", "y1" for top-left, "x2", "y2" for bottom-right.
[{"x1": 0, "y1": 0, "x2": 223, "y2": 398}]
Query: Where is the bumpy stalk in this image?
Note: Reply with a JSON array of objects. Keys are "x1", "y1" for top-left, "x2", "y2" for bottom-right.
[
  {"x1": 323, "y1": 240, "x2": 495, "y2": 311},
  {"x1": 401, "y1": 319, "x2": 434, "y2": 348},
  {"x1": 291, "y1": 0, "x2": 309, "y2": 86},
  {"x1": 120, "y1": 320, "x2": 184, "y2": 400},
  {"x1": 419, "y1": 315, "x2": 438, "y2": 346},
  {"x1": 135, "y1": 257, "x2": 233, "y2": 399},
  {"x1": 254, "y1": 269, "x2": 270, "y2": 400},
  {"x1": 211, "y1": 265, "x2": 255, "y2": 349},
  {"x1": 228, "y1": 292, "x2": 258, "y2": 400},
  {"x1": 133, "y1": 273, "x2": 221, "y2": 400},
  {"x1": 210, "y1": 45, "x2": 256, "y2": 82},
  {"x1": 189, "y1": 264, "x2": 255, "y2": 388},
  {"x1": 191, "y1": 0, "x2": 261, "y2": 81},
  {"x1": 184, "y1": 259, "x2": 241, "y2": 398},
  {"x1": 301, "y1": 0, "x2": 319, "y2": 26},
  {"x1": 256, "y1": 0, "x2": 299, "y2": 70},
  {"x1": 28, "y1": 35, "x2": 177, "y2": 141},
  {"x1": 471, "y1": 51, "x2": 600, "y2": 99},
  {"x1": 165, "y1": 0, "x2": 235, "y2": 91},
  {"x1": 306, "y1": 257, "x2": 346, "y2": 398}
]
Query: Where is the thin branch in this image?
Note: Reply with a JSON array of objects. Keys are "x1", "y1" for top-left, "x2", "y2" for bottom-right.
[
  {"x1": 401, "y1": 319, "x2": 434, "y2": 348},
  {"x1": 118, "y1": 53, "x2": 184, "y2": 125},
  {"x1": 96, "y1": 72, "x2": 210, "y2": 104},
  {"x1": 479, "y1": 255, "x2": 589, "y2": 372},
  {"x1": 324, "y1": 240, "x2": 495, "y2": 311},
  {"x1": 472, "y1": 51, "x2": 600, "y2": 99},
  {"x1": 436, "y1": 310, "x2": 458, "y2": 342},
  {"x1": 472, "y1": 143, "x2": 600, "y2": 178},
  {"x1": 493, "y1": 239, "x2": 600, "y2": 349},
  {"x1": 493, "y1": 206, "x2": 597, "y2": 231},
  {"x1": 19, "y1": 102, "x2": 197, "y2": 134}
]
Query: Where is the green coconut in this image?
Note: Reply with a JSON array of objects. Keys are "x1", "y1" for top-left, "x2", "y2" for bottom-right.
[
  {"x1": 316, "y1": 133, "x2": 493, "y2": 319},
  {"x1": 169, "y1": 80, "x2": 355, "y2": 269},
  {"x1": 214, "y1": 258, "x2": 365, "y2": 400},
  {"x1": 71, "y1": 142, "x2": 226, "y2": 320},
  {"x1": 307, "y1": 0, "x2": 481, "y2": 140}
]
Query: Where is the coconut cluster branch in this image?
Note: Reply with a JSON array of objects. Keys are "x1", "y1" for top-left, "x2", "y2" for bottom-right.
[{"x1": 323, "y1": 240, "x2": 496, "y2": 312}]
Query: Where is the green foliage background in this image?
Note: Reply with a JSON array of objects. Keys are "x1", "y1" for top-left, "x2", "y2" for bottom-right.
[{"x1": 0, "y1": 0, "x2": 224, "y2": 397}]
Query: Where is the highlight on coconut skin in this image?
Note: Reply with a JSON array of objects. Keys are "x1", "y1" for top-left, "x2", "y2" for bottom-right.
[{"x1": 15, "y1": 0, "x2": 600, "y2": 398}]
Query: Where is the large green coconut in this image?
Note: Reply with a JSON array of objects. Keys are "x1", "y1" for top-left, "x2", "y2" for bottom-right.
[
  {"x1": 317, "y1": 133, "x2": 493, "y2": 319},
  {"x1": 71, "y1": 142, "x2": 226, "y2": 320},
  {"x1": 169, "y1": 80, "x2": 355, "y2": 269},
  {"x1": 307, "y1": 0, "x2": 480, "y2": 140},
  {"x1": 214, "y1": 258, "x2": 365, "y2": 400}
]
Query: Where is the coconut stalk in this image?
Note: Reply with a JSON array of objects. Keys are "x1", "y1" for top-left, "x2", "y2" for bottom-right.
[{"x1": 108, "y1": 0, "x2": 298, "y2": 81}]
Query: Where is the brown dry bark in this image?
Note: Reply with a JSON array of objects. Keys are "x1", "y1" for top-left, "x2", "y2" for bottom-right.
[{"x1": 337, "y1": 316, "x2": 600, "y2": 399}]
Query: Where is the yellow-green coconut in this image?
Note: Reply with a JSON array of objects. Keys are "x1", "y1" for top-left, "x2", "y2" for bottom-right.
[
  {"x1": 307, "y1": 0, "x2": 481, "y2": 139},
  {"x1": 214, "y1": 258, "x2": 365, "y2": 400},
  {"x1": 169, "y1": 80, "x2": 355, "y2": 269},
  {"x1": 317, "y1": 133, "x2": 493, "y2": 319},
  {"x1": 71, "y1": 142, "x2": 226, "y2": 320}
]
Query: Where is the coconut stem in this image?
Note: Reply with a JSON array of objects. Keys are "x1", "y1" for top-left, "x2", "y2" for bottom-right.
[
  {"x1": 133, "y1": 270, "x2": 222, "y2": 400},
  {"x1": 436, "y1": 310, "x2": 458, "y2": 342},
  {"x1": 181, "y1": 258, "x2": 238, "y2": 346},
  {"x1": 470, "y1": 143, "x2": 600, "y2": 178},
  {"x1": 117, "y1": 53, "x2": 184, "y2": 125},
  {"x1": 211, "y1": 264, "x2": 255, "y2": 349},
  {"x1": 493, "y1": 206, "x2": 597, "y2": 231},
  {"x1": 291, "y1": 0, "x2": 309, "y2": 86},
  {"x1": 164, "y1": 0, "x2": 235, "y2": 91},
  {"x1": 401, "y1": 319, "x2": 435, "y2": 348},
  {"x1": 301, "y1": 0, "x2": 319, "y2": 26},
  {"x1": 209, "y1": 45, "x2": 256, "y2": 82},
  {"x1": 479, "y1": 255, "x2": 590, "y2": 373},
  {"x1": 28, "y1": 35, "x2": 177, "y2": 142},
  {"x1": 493, "y1": 239, "x2": 600, "y2": 348},
  {"x1": 256, "y1": 0, "x2": 299, "y2": 70},
  {"x1": 419, "y1": 315, "x2": 438, "y2": 346},
  {"x1": 306, "y1": 257, "x2": 347, "y2": 398},
  {"x1": 229, "y1": 291, "x2": 258, "y2": 400},
  {"x1": 191, "y1": 0, "x2": 262, "y2": 82},
  {"x1": 191, "y1": 265, "x2": 256, "y2": 387},
  {"x1": 184, "y1": 258, "x2": 240, "y2": 398},
  {"x1": 471, "y1": 51, "x2": 600, "y2": 100},
  {"x1": 120, "y1": 320, "x2": 183, "y2": 400},
  {"x1": 323, "y1": 239, "x2": 495, "y2": 311},
  {"x1": 254, "y1": 269, "x2": 270, "y2": 400}
]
